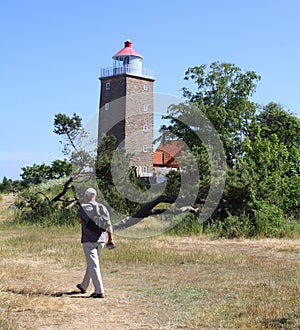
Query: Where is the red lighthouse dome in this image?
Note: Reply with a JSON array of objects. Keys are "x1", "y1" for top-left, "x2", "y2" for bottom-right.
[
  {"x1": 112, "y1": 39, "x2": 143, "y2": 76},
  {"x1": 112, "y1": 39, "x2": 143, "y2": 59}
]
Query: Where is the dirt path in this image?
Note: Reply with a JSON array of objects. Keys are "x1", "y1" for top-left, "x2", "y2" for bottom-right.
[{"x1": 3, "y1": 259, "x2": 180, "y2": 329}]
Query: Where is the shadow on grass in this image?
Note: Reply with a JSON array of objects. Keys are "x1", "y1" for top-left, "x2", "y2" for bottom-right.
[
  {"x1": 3, "y1": 288, "x2": 91, "y2": 298},
  {"x1": 262, "y1": 314, "x2": 300, "y2": 329}
]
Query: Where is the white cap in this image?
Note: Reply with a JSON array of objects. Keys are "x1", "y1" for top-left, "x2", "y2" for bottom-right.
[{"x1": 84, "y1": 188, "x2": 97, "y2": 197}]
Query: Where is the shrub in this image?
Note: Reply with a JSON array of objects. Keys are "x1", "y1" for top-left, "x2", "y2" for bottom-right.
[
  {"x1": 253, "y1": 200, "x2": 287, "y2": 237},
  {"x1": 14, "y1": 195, "x2": 78, "y2": 227},
  {"x1": 12, "y1": 182, "x2": 78, "y2": 227},
  {"x1": 205, "y1": 213, "x2": 255, "y2": 238},
  {"x1": 169, "y1": 213, "x2": 203, "y2": 235}
]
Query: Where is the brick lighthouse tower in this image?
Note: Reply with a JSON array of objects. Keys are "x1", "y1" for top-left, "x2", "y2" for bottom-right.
[{"x1": 98, "y1": 40, "x2": 155, "y2": 177}]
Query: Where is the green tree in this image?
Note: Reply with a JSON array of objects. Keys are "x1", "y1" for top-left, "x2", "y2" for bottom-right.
[
  {"x1": 54, "y1": 113, "x2": 95, "y2": 174},
  {"x1": 0, "y1": 176, "x2": 13, "y2": 193},
  {"x1": 53, "y1": 112, "x2": 84, "y2": 156},
  {"x1": 95, "y1": 134, "x2": 146, "y2": 215},
  {"x1": 161, "y1": 62, "x2": 261, "y2": 208},
  {"x1": 14, "y1": 113, "x2": 85, "y2": 226},
  {"x1": 20, "y1": 159, "x2": 72, "y2": 184},
  {"x1": 252, "y1": 102, "x2": 300, "y2": 149},
  {"x1": 249, "y1": 102, "x2": 300, "y2": 177},
  {"x1": 49, "y1": 159, "x2": 73, "y2": 179},
  {"x1": 95, "y1": 134, "x2": 117, "y2": 185},
  {"x1": 161, "y1": 62, "x2": 300, "y2": 237},
  {"x1": 21, "y1": 163, "x2": 51, "y2": 184},
  {"x1": 179, "y1": 62, "x2": 261, "y2": 167}
]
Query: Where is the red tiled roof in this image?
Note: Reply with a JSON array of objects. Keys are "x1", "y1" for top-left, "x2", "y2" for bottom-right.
[
  {"x1": 153, "y1": 151, "x2": 163, "y2": 165},
  {"x1": 153, "y1": 140, "x2": 186, "y2": 168},
  {"x1": 156, "y1": 140, "x2": 186, "y2": 157}
]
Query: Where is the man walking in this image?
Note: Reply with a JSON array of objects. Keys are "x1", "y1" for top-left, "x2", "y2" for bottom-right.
[{"x1": 76, "y1": 187, "x2": 115, "y2": 298}]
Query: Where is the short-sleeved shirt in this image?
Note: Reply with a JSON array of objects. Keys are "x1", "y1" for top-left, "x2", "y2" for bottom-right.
[{"x1": 77, "y1": 202, "x2": 110, "y2": 243}]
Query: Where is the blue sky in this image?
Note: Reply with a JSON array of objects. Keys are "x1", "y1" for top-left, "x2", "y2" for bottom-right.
[{"x1": 1, "y1": 0, "x2": 300, "y2": 180}]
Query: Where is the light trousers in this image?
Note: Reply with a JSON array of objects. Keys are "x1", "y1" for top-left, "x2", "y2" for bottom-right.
[{"x1": 80, "y1": 242, "x2": 105, "y2": 294}]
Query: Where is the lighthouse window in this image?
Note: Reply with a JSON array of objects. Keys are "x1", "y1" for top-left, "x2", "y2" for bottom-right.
[
  {"x1": 143, "y1": 104, "x2": 149, "y2": 111},
  {"x1": 143, "y1": 166, "x2": 147, "y2": 173},
  {"x1": 143, "y1": 124, "x2": 148, "y2": 132},
  {"x1": 104, "y1": 103, "x2": 109, "y2": 111},
  {"x1": 143, "y1": 83, "x2": 149, "y2": 91},
  {"x1": 105, "y1": 82, "x2": 110, "y2": 90},
  {"x1": 143, "y1": 145, "x2": 148, "y2": 152}
]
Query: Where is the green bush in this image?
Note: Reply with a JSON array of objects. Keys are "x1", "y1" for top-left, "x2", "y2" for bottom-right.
[
  {"x1": 14, "y1": 195, "x2": 78, "y2": 227},
  {"x1": 253, "y1": 200, "x2": 287, "y2": 237},
  {"x1": 12, "y1": 181, "x2": 78, "y2": 227},
  {"x1": 169, "y1": 213, "x2": 203, "y2": 235},
  {"x1": 205, "y1": 213, "x2": 255, "y2": 238}
]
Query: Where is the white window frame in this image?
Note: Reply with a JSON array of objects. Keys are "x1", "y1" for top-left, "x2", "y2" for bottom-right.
[
  {"x1": 143, "y1": 124, "x2": 148, "y2": 132},
  {"x1": 143, "y1": 166, "x2": 147, "y2": 173},
  {"x1": 143, "y1": 104, "x2": 149, "y2": 111},
  {"x1": 143, "y1": 83, "x2": 148, "y2": 91},
  {"x1": 143, "y1": 145, "x2": 148, "y2": 152},
  {"x1": 104, "y1": 103, "x2": 109, "y2": 111},
  {"x1": 105, "y1": 82, "x2": 110, "y2": 90}
]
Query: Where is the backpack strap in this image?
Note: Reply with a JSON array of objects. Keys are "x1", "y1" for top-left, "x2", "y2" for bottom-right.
[
  {"x1": 89, "y1": 201, "x2": 101, "y2": 216},
  {"x1": 88, "y1": 201, "x2": 111, "y2": 229}
]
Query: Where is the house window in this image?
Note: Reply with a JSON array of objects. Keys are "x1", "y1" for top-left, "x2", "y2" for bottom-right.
[
  {"x1": 143, "y1": 104, "x2": 149, "y2": 111},
  {"x1": 143, "y1": 166, "x2": 147, "y2": 173},
  {"x1": 105, "y1": 103, "x2": 109, "y2": 110},
  {"x1": 105, "y1": 82, "x2": 110, "y2": 90},
  {"x1": 143, "y1": 124, "x2": 148, "y2": 132},
  {"x1": 143, "y1": 145, "x2": 148, "y2": 152},
  {"x1": 143, "y1": 83, "x2": 148, "y2": 91}
]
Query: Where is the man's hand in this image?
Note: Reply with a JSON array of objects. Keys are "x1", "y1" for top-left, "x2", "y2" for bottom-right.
[{"x1": 106, "y1": 239, "x2": 116, "y2": 249}]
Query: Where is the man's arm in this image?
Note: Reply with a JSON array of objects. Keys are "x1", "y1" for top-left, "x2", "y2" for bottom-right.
[
  {"x1": 104, "y1": 209, "x2": 115, "y2": 247},
  {"x1": 97, "y1": 203, "x2": 115, "y2": 247},
  {"x1": 77, "y1": 216, "x2": 82, "y2": 224},
  {"x1": 106, "y1": 224, "x2": 115, "y2": 246}
]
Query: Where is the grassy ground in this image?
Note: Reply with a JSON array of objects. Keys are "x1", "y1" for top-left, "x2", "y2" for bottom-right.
[{"x1": 0, "y1": 195, "x2": 299, "y2": 329}]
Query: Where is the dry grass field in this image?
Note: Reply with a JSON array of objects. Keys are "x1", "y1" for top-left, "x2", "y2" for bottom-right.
[{"x1": 0, "y1": 194, "x2": 299, "y2": 329}]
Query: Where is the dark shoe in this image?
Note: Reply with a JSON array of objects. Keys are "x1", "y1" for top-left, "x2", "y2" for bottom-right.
[
  {"x1": 76, "y1": 284, "x2": 86, "y2": 294},
  {"x1": 90, "y1": 292, "x2": 104, "y2": 298}
]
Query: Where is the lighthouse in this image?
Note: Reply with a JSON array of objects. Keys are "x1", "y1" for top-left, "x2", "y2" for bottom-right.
[
  {"x1": 112, "y1": 39, "x2": 143, "y2": 76},
  {"x1": 98, "y1": 40, "x2": 155, "y2": 177}
]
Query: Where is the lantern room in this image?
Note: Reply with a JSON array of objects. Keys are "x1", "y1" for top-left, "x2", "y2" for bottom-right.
[{"x1": 112, "y1": 39, "x2": 143, "y2": 76}]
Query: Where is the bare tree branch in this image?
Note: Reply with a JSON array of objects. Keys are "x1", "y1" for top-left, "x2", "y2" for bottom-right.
[
  {"x1": 113, "y1": 195, "x2": 176, "y2": 230},
  {"x1": 112, "y1": 196, "x2": 200, "y2": 231},
  {"x1": 35, "y1": 191, "x2": 51, "y2": 204},
  {"x1": 51, "y1": 177, "x2": 74, "y2": 203}
]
